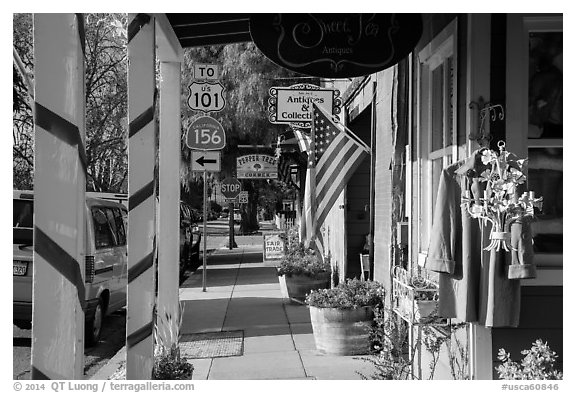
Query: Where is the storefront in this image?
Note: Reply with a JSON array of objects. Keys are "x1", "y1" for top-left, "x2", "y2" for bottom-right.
[{"x1": 321, "y1": 13, "x2": 563, "y2": 379}]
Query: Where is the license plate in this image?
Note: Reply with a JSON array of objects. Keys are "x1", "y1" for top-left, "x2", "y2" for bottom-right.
[{"x1": 13, "y1": 261, "x2": 28, "y2": 276}]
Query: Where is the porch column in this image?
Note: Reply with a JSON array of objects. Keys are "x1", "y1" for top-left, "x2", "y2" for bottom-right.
[
  {"x1": 156, "y1": 60, "x2": 182, "y2": 346},
  {"x1": 31, "y1": 13, "x2": 86, "y2": 379},
  {"x1": 466, "y1": 13, "x2": 493, "y2": 380},
  {"x1": 126, "y1": 13, "x2": 157, "y2": 380}
]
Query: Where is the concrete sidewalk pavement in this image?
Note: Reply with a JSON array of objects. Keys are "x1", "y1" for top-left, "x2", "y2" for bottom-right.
[
  {"x1": 178, "y1": 243, "x2": 376, "y2": 380},
  {"x1": 92, "y1": 238, "x2": 377, "y2": 380}
]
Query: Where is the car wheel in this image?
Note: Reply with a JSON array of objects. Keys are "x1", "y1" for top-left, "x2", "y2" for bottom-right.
[{"x1": 86, "y1": 297, "x2": 105, "y2": 346}]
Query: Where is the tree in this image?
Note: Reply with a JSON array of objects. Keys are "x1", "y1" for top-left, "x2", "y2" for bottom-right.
[
  {"x1": 12, "y1": 13, "x2": 128, "y2": 193},
  {"x1": 182, "y1": 42, "x2": 309, "y2": 231},
  {"x1": 13, "y1": 13, "x2": 34, "y2": 190}
]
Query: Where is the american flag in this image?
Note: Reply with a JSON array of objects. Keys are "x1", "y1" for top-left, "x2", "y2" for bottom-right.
[
  {"x1": 301, "y1": 103, "x2": 370, "y2": 254},
  {"x1": 293, "y1": 128, "x2": 311, "y2": 153}
]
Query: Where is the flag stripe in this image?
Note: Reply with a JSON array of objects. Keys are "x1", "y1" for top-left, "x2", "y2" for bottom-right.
[
  {"x1": 316, "y1": 137, "x2": 355, "y2": 194},
  {"x1": 316, "y1": 143, "x2": 362, "y2": 205},
  {"x1": 316, "y1": 149, "x2": 368, "y2": 228},
  {"x1": 315, "y1": 133, "x2": 348, "y2": 180}
]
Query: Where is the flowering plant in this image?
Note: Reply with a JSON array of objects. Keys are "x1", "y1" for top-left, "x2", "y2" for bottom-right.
[
  {"x1": 277, "y1": 227, "x2": 330, "y2": 278},
  {"x1": 305, "y1": 278, "x2": 385, "y2": 309},
  {"x1": 496, "y1": 339, "x2": 562, "y2": 380},
  {"x1": 463, "y1": 141, "x2": 542, "y2": 252}
]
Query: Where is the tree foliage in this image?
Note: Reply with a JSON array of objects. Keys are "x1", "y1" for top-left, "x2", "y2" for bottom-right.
[
  {"x1": 182, "y1": 43, "x2": 308, "y2": 230},
  {"x1": 12, "y1": 13, "x2": 128, "y2": 192}
]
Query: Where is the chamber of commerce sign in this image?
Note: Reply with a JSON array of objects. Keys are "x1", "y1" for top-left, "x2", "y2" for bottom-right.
[
  {"x1": 236, "y1": 154, "x2": 278, "y2": 179},
  {"x1": 250, "y1": 14, "x2": 423, "y2": 78},
  {"x1": 268, "y1": 83, "x2": 341, "y2": 128}
]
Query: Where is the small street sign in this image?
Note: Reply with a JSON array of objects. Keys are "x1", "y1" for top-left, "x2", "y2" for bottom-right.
[
  {"x1": 187, "y1": 81, "x2": 226, "y2": 113},
  {"x1": 186, "y1": 116, "x2": 226, "y2": 150},
  {"x1": 193, "y1": 63, "x2": 220, "y2": 80},
  {"x1": 239, "y1": 191, "x2": 248, "y2": 204},
  {"x1": 220, "y1": 178, "x2": 242, "y2": 199},
  {"x1": 192, "y1": 151, "x2": 221, "y2": 172}
]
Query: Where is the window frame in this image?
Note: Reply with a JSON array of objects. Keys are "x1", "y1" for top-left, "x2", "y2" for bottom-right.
[
  {"x1": 506, "y1": 14, "x2": 563, "y2": 279},
  {"x1": 414, "y1": 19, "x2": 459, "y2": 268}
]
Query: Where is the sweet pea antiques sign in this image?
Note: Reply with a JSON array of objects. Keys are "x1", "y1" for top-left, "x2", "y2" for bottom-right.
[
  {"x1": 249, "y1": 14, "x2": 423, "y2": 78},
  {"x1": 237, "y1": 154, "x2": 278, "y2": 179},
  {"x1": 268, "y1": 83, "x2": 341, "y2": 128}
]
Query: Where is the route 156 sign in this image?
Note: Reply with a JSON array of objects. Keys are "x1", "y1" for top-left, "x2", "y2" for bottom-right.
[{"x1": 187, "y1": 81, "x2": 226, "y2": 113}]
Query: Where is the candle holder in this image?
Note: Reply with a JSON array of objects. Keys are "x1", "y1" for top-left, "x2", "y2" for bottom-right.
[{"x1": 461, "y1": 141, "x2": 543, "y2": 252}]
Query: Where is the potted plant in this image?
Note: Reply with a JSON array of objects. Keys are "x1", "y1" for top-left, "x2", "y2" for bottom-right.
[
  {"x1": 392, "y1": 267, "x2": 440, "y2": 324},
  {"x1": 277, "y1": 228, "x2": 331, "y2": 303},
  {"x1": 305, "y1": 278, "x2": 385, "y2": 355}
]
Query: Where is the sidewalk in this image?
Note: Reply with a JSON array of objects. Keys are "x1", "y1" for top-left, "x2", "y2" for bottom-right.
[
  {"x1": 93, "y1": 238, "x2": 376, "y2": 380},
  {"x1": 179, "y1": 242, "x2": 376, "y2": 380}
]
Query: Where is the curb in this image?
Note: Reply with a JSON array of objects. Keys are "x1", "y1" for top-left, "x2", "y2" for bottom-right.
[{"x1": 90, "y1": 346, "x2": 126, "y2": 380}]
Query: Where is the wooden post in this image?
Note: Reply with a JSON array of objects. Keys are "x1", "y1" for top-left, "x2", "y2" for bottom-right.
[
  {"x1": 126, "y1": 13, "x2": 157, "y2": 379},
  {"x1": 156, "y1": 60, "x2": 182, "y2": 347},
  {"x1": 31, "y1": 13, "x2": 86, "y2": 379}
]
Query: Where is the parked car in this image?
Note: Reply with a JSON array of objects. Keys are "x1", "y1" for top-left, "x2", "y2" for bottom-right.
[
  {"x1": 220, "y1": 208, "x2": 229, "y2": 219},
  {"x1": 179, "y1": 201, "x2": 200, "y2": 276},
  {"x1": 13, "y1": 190, "x2": 128, "y2": 346},
  {"x1": 234, "y1": 209, "x2": 241, "y2": 224}
]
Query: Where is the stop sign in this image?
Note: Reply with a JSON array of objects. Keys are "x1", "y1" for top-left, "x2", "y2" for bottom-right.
[{"x1": 220, "y1": 178, "x2": 241, "y2": 199}]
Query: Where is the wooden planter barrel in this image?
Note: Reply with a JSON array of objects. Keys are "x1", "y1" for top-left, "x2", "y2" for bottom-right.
[
  {"x1": 280, "y1": 272, "x2": 330, "y2": 303},
  {"x1": 309, "y1": 305, "x2": 374, "y2": 355}
]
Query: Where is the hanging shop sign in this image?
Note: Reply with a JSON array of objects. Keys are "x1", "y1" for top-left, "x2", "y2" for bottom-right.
[
  {"x1": 236, "y1": 154, "x2": 278, "y2": 179},
  {"x1": 250, "y1": 13, "x2": 423, "y2": 78},
  {"x1": 186, "y1": 116, "x2": 226, "y2": 150},
  {"x1": 268, "y1": 83, "x2": 341, "y2": 128},
  {"x1": 263, "y1": 232, "x2": 286, "y2": 261},
  {"x1": 187, "y1": 81, "x2": 226, "y2": 113}
]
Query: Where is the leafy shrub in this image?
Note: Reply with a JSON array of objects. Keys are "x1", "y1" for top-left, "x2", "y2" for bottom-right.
[
  {"x1": 153, "y1": 303, "x2": 193, "y2": 380},
  {"x1": 277, "y1": 227, "x2": 330, "y2": 278},
  {"x1": 153, "y1": 343, "x2": 194, "y2": 380},
  {"x1": 305, "y1": 278, "x2": 385, "y2": 309},
  {"x1": 496, "y1": 339, "x2": 562, "y2": 380}
]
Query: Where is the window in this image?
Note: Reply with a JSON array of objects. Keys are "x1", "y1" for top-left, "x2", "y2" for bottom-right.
[
  {"x1": 112, "y1": 208, "x2": 127, "y2": 246},
  {"x1": 415, "y1": 20, "x2": 458, "y2": 262},
  {"x1": 92, "y1": 207, "x2": 116, "y2": 249},
  {"x1": 506, "y1": 15, "x2": 562, "y2": 271}
]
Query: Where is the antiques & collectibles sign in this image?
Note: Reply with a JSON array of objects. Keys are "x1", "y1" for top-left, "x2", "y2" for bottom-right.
[
  {"x1": 268, "y1": 83, "x2": 341, "y2": 127},
  {"x1": 250, "y1": 14, "x2": 423, "y2": 78}
]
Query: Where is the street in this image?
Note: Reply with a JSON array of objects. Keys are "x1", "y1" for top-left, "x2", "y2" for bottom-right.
[
  {"x1": 13, "y1": 218, "x2": 277, "y2": 379},
  {"x1": 13, "y1": 309, "x2": 127, "y2": 379}
]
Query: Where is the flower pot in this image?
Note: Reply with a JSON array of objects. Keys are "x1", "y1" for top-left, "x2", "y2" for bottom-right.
[
  {"x1": 309, "y1": 305, "x2": 374, "y2": 355},
  {"x1": 413, "y1": 300, "x2": 437, "y2": 322},
  {"x1": 281, "y1": 272, "x2": 330, "y2": 303}
]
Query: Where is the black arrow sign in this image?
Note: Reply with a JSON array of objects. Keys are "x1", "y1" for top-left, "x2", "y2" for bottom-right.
[{"x1": 196, "y1": 156, "x2": 217, "y2": 166}]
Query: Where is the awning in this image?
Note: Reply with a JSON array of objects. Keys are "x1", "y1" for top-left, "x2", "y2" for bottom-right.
[{"x1": 165, "y1": 14, "x2": 251, "y2": 48}]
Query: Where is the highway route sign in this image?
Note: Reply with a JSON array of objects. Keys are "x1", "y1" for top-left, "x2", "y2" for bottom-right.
[
  {"x1": 186, "y1": 116, "x2": 226, "y2": 150},
  {"x1": 187, "y1": 81, "x2": 226, "y2": 113},
  {"x1": 192, "y1": 151, "x2": 221, "y2": 172},
  {"x1": 239, "y1": 191, "x2": 248, "y2": 204}
]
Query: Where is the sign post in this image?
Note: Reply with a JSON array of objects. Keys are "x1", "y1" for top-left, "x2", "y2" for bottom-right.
[
  {"x1": 187, "y1": 63, "x2": 226, "y2": 292},
  {"x1": 220, "y1": 177, "x2": 242, "y2": 249}
]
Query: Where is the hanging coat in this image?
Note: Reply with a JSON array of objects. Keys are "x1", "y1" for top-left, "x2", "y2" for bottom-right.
[{"x1": 424, "y1": 150, "x2": 536, "y2": 328}]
